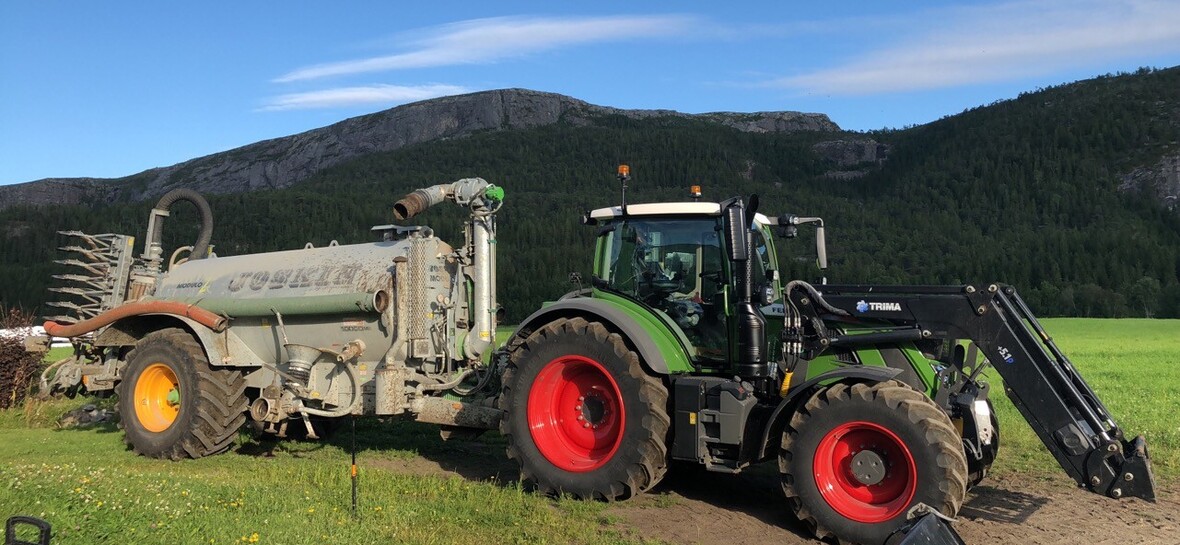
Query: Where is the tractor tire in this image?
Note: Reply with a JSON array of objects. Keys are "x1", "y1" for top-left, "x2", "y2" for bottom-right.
[
  {"x1": 500, "y1": 317, "x2": 670, "y2": 500},
  {"x1": 118, "y1": 328, "x2": 247, "y2": 460},
  {"x1": 780, "y1": 380, "x2": 968, "y2": 545}
]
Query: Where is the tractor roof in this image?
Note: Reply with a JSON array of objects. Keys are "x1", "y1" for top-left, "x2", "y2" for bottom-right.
[{"x1": 590, "y1": 202, "x2": 772, "y2": 225}]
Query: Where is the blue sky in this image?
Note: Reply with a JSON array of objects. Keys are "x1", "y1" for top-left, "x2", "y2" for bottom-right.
[{"x1": 2, "y1": 0, "x2": 1179, "y2": 186}]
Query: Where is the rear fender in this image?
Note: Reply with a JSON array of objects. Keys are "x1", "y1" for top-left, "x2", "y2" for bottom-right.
[
  {"x1": 97, "y1": 314, "x2": 262, "y2": 368},
  {"x1": 509, "y1": 297, "x2": 693, "y2": 375}
]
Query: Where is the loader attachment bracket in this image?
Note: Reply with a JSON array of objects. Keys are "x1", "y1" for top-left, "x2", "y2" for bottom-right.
[{"x1": 1085, "y1": 435, "x2": 1155, "y2": 501}]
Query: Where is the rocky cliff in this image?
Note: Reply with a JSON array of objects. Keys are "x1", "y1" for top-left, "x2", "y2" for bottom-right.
[
  {"x1": 0, "y1": 89, "x2": 838, "y2": 209},
  {"x1": 1119, "y1": 153, "x2": 1180, "y2": 211}
]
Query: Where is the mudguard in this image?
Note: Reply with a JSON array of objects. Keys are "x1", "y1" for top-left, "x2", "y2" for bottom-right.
[{"x1": 510, "y1": 296, "x2": 693, "y2": 375}]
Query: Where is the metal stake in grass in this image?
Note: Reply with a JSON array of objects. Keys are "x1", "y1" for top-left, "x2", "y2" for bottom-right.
[{"x1": 351, "y1": 415, "x2": 358, "y2": 518}]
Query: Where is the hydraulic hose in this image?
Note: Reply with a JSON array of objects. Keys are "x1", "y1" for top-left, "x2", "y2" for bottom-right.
[
  {"x1": 785, "y1": 280, "x2": 851, "y2": 317},
  {"x1": 42, "y1": 300, "x2": 227, "y2": 338},
  {"x1": 420, "y1": 369, "x2": 476, "y2": 392},
  {"x1": 152, "y1": 188, "x2": 214, "y2": 260}
]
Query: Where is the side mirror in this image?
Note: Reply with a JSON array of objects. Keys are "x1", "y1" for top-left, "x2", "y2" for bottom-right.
[
  {"x1": 778, "y1": 213, "x2": 827, "y2": 270},
  {"x1": 816, "y1": 225, "x2": 828, "y2": 270}
]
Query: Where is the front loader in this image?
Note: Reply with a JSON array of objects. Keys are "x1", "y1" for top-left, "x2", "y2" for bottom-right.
[{"x1": 38, "y1": 169, "x2": 1155, "y2": 545}]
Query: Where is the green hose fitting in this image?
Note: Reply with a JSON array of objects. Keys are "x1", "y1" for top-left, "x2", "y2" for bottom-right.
[{"x1": 485, "y1": 184, "x2": 505, "y2": 202}]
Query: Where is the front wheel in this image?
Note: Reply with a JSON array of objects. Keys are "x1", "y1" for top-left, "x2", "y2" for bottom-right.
[
  {"x1": 780, "y1": 380, "x2": 968, "y2": 545},
  {"x1": 500, "y1": 317, "x2": 670, "y2": 500},
  {"x1": 118, "y1": 328, "x2": 247, "y2": 460}
]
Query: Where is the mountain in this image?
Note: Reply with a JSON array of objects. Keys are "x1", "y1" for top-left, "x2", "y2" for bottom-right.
[
  {"x1": 2, "y1": 68, "x2": 1179, "y2": 320},
  {"x1": 0, "y1": 89, "x2": 838, "y2": 210}
]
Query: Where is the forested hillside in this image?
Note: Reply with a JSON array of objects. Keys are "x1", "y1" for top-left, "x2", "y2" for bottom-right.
[{"x1": 2, "y1": 68, "x2": 1178, "y2": 320}]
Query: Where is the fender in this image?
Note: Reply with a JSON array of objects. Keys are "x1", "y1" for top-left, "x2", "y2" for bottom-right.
[
  {"x1": 510, "y1": 296, "x2": 693, "y2": 374},
  {"x1": 756, "y1": 365, "x2": 903, "y2": 460},
  {"x1": 96, "y1": 314, "x2": 263, "y2": 369}
]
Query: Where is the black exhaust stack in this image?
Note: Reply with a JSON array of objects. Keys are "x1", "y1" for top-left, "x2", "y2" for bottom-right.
[{"x1": 723, "y1": 198, "x2": 767, "y2": 378}]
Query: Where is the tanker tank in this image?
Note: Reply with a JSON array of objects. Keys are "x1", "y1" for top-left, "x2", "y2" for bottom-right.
[{"x1": 150, "y1": 233, "x2": 457, "y2": 367}]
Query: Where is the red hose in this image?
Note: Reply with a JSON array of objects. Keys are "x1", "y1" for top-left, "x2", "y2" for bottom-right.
[{"x1": 43, "y1": 300, "x2": 227, "y2": 338}]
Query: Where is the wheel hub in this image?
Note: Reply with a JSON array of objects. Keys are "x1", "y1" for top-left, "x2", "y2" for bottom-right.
[
  {"x1": 527, "y1": 355, "x2": 626, "y2": 472},
  {"x1": 576, "y1": 394, "x2": 609, "y2": 427},
  {"x1": 851, "y1": 449, "x2": 887, "y2": 485},
  {"x1": 134, "y1": 363, "x2": 181, "y2": 433},
  {"x1": 814, "y1": 421, "x2": 918, "y2": 523}
]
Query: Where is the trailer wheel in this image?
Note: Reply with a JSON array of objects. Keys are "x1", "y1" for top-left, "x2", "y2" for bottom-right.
[
  {"x1": 780, "y1": 380, "x2": 967, "y2": 545},
  {"x1": 500, "y1": 317, "x2": 670, "y2": 500},
  {"x1": 118, "y1": 328, "x2": 247, "y2": 460}
]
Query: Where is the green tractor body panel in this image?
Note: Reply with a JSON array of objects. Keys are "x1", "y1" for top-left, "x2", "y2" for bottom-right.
[
  {"x1": 800, "y1": 340, "x2": 940, "y2": 397},
  {"x1": 510, "y1": 291, "x2": 695, "y2": 375},
  {"x1": 588, "y1": 289, "x2": 697, "y2": 373}
]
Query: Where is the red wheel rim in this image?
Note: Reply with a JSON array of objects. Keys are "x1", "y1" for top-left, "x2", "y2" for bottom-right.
[
  {"x1": 527, "y1": 355, "x2": 625, "y2": 472},
  {"x1": 814, "y1": 421, "x2": 917, "y2": 523}
]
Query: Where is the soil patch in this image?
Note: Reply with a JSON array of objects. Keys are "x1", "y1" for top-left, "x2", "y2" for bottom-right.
[
  {"x1": 356, "y1": 444, "x2": 1178, "y2": 544},
  {"x1": 610, "y1": 466, "x2": 1178, "y2": 545}
]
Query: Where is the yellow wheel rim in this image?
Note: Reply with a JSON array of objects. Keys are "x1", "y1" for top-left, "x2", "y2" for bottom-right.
[{"x1": 134, "y1": 363, "x2": 181, "y2": 432}]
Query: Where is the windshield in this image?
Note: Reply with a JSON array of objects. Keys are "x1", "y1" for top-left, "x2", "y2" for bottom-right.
[
  {"x1": 602, "y1": 218, "x2": 723, "y2": 301},
  {"x1": 600, "y1": 217, "x2": 728, "y2": 362}
]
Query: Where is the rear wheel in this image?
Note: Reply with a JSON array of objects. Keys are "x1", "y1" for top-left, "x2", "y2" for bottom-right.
[
  {"x1": 780, "y1": 380, "x2": 967, "y2": 544},
  {"x1": 500, "y1": 317, "x2": 670, "y2": 500},
  {"x1": 118, "y1": 328, "x2": 247, "y2": 459}
]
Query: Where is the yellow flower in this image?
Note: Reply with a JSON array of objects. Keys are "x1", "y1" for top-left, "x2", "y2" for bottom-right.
[{"x1": 307, "y1": 508, "x2": 315, "y2": 514}]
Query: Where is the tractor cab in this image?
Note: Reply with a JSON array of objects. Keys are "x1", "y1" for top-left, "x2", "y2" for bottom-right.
[{"x1": 587, "y1": 200, "x2": 784, "y2": 371}]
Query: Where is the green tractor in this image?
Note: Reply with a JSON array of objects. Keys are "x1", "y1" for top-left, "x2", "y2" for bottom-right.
[
  {"x1": 496, "y1": 168, "x2": 1153, "y2": 543},
  {"x1": 41, "y1": 170, "x2": 1153, "y2": 545}
]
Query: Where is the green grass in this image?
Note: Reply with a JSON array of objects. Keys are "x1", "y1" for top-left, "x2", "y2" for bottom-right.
[
  {"x1": 985, "y1": 318, "x2": 1180, "y2": 481},
  {"x1": 2, "y1": 333, "x2": 633, "y2": 545},
  {"x1": 0, "y1": 421, "x2": 629, "y2": 545},
  {"x1": 1, "y1": 318, "x2": 1175, "y2": 543},
  {"x1": 44, "y1": 346, "x2": 74, "y2": 362}
]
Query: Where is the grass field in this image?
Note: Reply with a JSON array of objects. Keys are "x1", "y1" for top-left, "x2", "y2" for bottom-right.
[{"x1": 0, "y1": 318, "x2": 1176, "y2": 544}]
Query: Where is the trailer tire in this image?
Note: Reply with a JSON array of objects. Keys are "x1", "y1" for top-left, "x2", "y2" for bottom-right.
[
  {"x1": 500, "y1": 317, "x2": 670, "y2": 500},
  {"x1": 118, "y1": 328, "x2": 247, "y2": 460},
  {"x1": 780, "y1": 380, "x2": 967, "y2": 545}
]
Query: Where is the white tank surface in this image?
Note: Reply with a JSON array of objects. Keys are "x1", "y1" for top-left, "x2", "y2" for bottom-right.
[{"x1": 157, "y1": 241, "x2": 401, "y2": 300}]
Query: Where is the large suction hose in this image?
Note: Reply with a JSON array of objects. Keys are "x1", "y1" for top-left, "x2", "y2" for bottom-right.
[{"x1": 151, "y1": 188, "x2": 214, "y2": 261}]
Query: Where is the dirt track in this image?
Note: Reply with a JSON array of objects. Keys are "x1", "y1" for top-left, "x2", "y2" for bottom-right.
[
  {"x1": 611, "y1": 465, "x2": 1179, "y2": 545},
  {"x1": 372, "y1": 446, "x2": 1178, "y2": 545}
]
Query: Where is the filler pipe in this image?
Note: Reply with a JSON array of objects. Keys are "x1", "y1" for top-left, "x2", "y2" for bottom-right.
[{"x1": 391, "y1": 178, "x2": 503, "y2": 361}]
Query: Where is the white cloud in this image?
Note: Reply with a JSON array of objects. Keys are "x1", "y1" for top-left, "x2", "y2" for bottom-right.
[
  {"x1": 773, "y1": 0, "x2": 1180, "y2": 95},
  {"x1": 259, "y1": 84, "x2": 470, "y2": 111},
  {"x1": 275, "y1": 15, "x2": 698, "y2": 82}
]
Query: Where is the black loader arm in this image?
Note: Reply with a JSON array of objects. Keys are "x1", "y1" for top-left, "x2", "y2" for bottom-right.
[{"x1": 784, "y1": 282, "x2": 1156, "y2": 502}]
